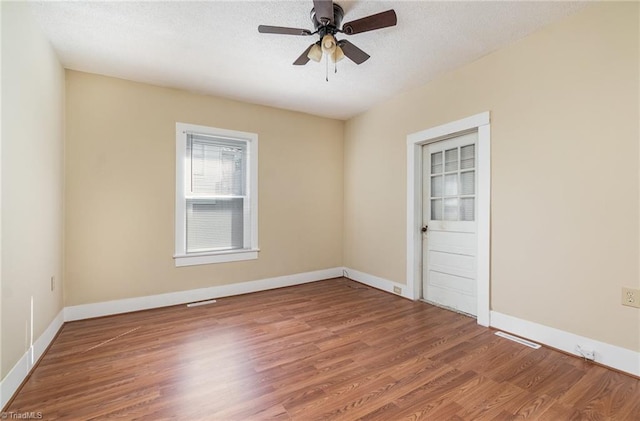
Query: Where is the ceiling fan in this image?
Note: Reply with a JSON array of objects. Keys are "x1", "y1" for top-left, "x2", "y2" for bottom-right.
[{"x1": 258, "y1": 0, "x2": 397, "y2": 66}]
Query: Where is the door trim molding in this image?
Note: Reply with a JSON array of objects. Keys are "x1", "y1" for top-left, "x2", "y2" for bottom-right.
[{"x1": 406, "y1": 112, "x2": 491, "y2": 326}]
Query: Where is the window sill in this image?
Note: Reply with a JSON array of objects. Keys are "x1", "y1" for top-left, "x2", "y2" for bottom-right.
[{"x1": 174, "y1": 248, "x2": 259, "y2": 267}]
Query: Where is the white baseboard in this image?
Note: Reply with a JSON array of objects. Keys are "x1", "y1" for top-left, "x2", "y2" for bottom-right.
[
  {"x1": 491, "y1": 311, "x2": 640, "y2": 377},
  {"x1": 65, "y1": 267, "x2": 343, "y2": 321},
  {"x1": 2, "y1": 267, "x2": 342, "y2": 408},
  {"x1": 1, "y1": 309, "x2": 64, "y2": 409},
  {"x1": 4, "y1": 271, "x2": 637, "y2": 411},
  {"x1": 341, "y1": 270, "x2": 640, "y2": 377},
  {"x1": 343, "y1": 267, "x2": 413, "y2": 300}
]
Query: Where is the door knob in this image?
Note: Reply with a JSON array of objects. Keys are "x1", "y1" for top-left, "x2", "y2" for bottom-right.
[{"x1": 421, "y1": 226, "x2": 428, "y2": 233}]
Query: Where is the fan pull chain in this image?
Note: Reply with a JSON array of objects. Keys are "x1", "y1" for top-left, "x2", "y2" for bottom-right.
[{"x1": 325, "y1": 54, "x2": 329, "y2": 82}]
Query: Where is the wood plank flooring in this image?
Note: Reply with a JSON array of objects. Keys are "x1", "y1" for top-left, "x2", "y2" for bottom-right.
[{"x1": 6, "y1": 278, "x2": 640, "y2": 420}]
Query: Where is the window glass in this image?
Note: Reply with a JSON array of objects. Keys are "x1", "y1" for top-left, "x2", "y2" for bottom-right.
[{"x1": 175, "y1": 123, "x2": 258, "y2": 266}]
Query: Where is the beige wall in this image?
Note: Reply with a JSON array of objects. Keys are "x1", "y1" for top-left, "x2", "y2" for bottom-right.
[
  {"x1": 344, "y1": 2, "x2": 640, "y2": 352},
  {"x1": 1, "y1": 1, "x2": 65, "y2": 377},
  {"x1": 64, "y1": 71, "x2": 344, "y2": 306},
  {"x1": 3, "y1": 1, "x2": 637, "y2": 382}
]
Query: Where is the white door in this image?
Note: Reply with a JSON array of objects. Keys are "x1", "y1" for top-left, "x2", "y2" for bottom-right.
[{"x1": 422, "y1": 132, "x2": 478, "y2": 316}]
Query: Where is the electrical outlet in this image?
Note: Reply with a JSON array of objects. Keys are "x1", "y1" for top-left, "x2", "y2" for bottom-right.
[
  {"x1": 393, "y1": 286, "x2": 402, "y2": 295},
  {"x1": 50, "y1": 276, "x2": 55, "y2": 291},
  {"x1": 622, "y1": 287, "x2": 640, "y2": 308}
]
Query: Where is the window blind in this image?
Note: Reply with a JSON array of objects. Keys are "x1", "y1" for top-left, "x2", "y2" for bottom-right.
[{"x1": 185, "y1": 134, "x2": 247, "y2": 253}]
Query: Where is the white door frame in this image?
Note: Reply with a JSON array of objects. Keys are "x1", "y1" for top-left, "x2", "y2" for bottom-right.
[{"x1": 406, "y1": 112, "x2": 491, "y2": 326}]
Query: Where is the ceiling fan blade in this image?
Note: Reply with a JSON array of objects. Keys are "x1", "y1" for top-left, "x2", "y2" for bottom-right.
[
  {"x1": 313, "y1": 0, "x2": 334, "y2": 24},
  {"x1": 342, "y1": 10, "x2": 397, "y2": 35},
  {"x1": 258, "y1": 25, "x2": 312, "y2": 36},
  {"x1": 293, "y1": 44, "x2": 315, "y2": 65},
  {"x1": 338, "y1": 40, "x2": 370, "y2": 65}
]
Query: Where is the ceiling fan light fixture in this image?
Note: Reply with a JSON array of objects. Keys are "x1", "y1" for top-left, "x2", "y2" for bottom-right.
[
  {"x1": 258, "y1": 0, "x2": 397, "y2": 69},
  {"x1": 321, "y1": 34, "x2": 337, "y2": 55},
  {"x1": 307, "y1": 43, "x2": 322, "y2": 62},
  {"x1": 332, "y1": 45, "x2": 345, "y2": 63}
]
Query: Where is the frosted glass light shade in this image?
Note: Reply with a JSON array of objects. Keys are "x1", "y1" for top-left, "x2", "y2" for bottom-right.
[
  {"x1": 332, "y1": 46, "x2": 345, "y2": 62},
  {"x1": 321, "y1": 34, "x2": 337, "y2": 55},
  {"x1": 307, "y1": 44, "x2": 322, "y2": 62}
]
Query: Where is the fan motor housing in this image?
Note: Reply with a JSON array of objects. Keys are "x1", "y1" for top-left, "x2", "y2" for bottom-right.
[{"x1": 310, "y1": 3, "x2": 344, "y2": 36}]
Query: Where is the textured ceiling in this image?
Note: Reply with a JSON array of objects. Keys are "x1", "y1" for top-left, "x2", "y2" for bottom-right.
[{"x1": 30, "y1": 1, "x2": 589, "y2": 120}]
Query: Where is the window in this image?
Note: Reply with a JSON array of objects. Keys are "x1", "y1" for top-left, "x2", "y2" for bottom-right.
[
  {"x1": 175, "y1": 122, "x2": 258, "y2": 266},
  {"x1": 430, "y1": 143, "x2": 475, "y2": 221}
]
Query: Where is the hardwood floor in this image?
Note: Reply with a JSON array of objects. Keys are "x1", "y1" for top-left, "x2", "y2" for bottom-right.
[{"x1": 6, "y1": 278, "x2": 640, "y2": 420}]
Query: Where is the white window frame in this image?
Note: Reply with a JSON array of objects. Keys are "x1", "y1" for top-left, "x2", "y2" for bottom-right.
[{"x1": 174, "y1": 122, "x2": 258, "y2": 267}]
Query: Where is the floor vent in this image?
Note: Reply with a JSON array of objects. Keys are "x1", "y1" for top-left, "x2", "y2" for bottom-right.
[
  {"x1": 187, "y1": 299, "x2": 217, "y2": 308},
  {"x1": 495, "y1": 331, "x2": 541, "y2": 349}
]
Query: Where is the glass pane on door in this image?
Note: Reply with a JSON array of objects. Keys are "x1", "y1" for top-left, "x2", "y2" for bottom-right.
[
  {"x1": 460, "y1": 198, "x2": 475, "y2": 221},
  {"x1": 461, "y1": 171, "x2": 475, "y2": 195},
  {"x1": 431, "y1": 199, "x2": 442, "y2": 220},
  {"x1": 461, "y1": 144, "x2": 475, "y2": 169},
  {"x1": 445, "y1": 148, "x2": 458, "y2": 172},
  {"x1": 431, "y1": 175, "x2": 443, "y2": 197},
  {"x1": 444, "y1": 198, "x2": 459, "y2": 220},
  {"x1": 428, "y1": 141, "x2": 476, "y2": 222},
  {"x1": 431, "y1": 152, "x2": 443, "y2": 174},
  {"x1": 444, "y1": 174, "x2": 458, "y2": 196}
]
